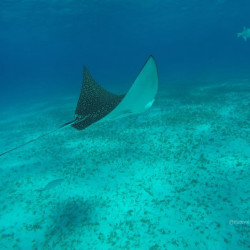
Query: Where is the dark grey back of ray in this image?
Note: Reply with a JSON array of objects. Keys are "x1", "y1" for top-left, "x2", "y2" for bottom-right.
[{"x1": 72, "y1": 67, "x2": 125, "y2": 130}]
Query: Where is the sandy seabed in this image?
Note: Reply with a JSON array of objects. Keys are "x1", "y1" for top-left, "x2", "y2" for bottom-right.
[{"x1": 0, "y1": 80, "x2": 249, "y2": 249}]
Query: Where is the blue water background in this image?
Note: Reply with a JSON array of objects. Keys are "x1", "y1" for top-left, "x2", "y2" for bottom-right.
[
  {"x1": 0, "y1": 0, "x2": 250, "y2": 105},
  {"x1": 0, "y1": 2, "x2": 249, "y2": 249}
]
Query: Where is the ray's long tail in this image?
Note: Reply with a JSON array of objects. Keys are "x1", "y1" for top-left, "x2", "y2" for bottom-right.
[{"x1": 0, "y1": 120, "x2": 75, "y2": 157}]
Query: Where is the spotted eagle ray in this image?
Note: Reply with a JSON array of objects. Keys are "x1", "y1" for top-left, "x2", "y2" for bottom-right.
[{"x1": 0, "y1": 55, "x2": 158, "y2": 157}]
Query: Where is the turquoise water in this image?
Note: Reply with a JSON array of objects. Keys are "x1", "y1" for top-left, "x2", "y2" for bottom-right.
[{"x1": 0, "y1": 1, "x2": 249, "y2": 249}]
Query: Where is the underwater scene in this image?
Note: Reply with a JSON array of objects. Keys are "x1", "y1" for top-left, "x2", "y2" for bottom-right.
[{"x1": 0, "y1": 0, "x2": 249, "y2": 249}]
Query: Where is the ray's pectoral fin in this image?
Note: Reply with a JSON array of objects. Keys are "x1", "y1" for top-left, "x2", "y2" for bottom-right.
[
  {"x1": 99, "y1": 55, "x2": 158, "y2": 122},
  {"x1": 71, "y1": 67, "x2": 125, "y2": 130}
]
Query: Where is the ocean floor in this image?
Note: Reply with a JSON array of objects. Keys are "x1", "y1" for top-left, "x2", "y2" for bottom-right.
[{"x1": 0, "y1": 79, "x2": 249, "y2": 249}]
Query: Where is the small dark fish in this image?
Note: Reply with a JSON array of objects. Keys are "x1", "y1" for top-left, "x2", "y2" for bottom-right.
[{"x1": 36, "y1": 178, "x2": 64, "y2": 195}]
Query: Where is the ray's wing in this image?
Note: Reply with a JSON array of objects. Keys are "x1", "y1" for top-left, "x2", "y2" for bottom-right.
[
  {"x1": 72, "y1": 67, "x2": 125, "y2": 130},
  {"x1": 101, "y1": 55, "x2": 158, "y2": 121}
]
